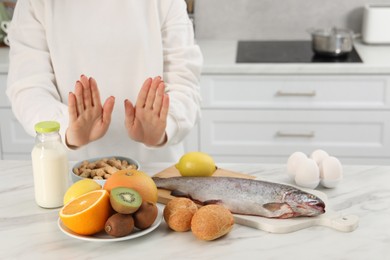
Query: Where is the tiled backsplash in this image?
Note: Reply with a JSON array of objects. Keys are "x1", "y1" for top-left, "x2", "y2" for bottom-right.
[{"x1": 194, "y1": 0, "x2": 389, "y2": 40}]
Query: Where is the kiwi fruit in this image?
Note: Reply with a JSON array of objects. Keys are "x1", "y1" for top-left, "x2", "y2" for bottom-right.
[
  {"x1": 110, "y1": 187, "x2": 142, "y2": 214},
  {"x1": 105, "y1": 213, "x2": 135, "y2": 237},
  {"x1": 133, "y1": 201, "x2": 158, "y2": 230}
]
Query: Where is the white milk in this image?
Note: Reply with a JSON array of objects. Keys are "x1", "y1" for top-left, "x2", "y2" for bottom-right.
[{"x1": 31, "y1": 121, "x2": 69, "y2": 208}]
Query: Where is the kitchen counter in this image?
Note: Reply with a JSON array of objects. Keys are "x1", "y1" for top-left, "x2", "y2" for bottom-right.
[
  {"x1": 197, "y1": 39, "x2": 390, "y2": 75},
  {"x1": 1, "y1": 40, "x2": 390, "y2": 75},
  {"x1": 0, "y1": 160, "x2": 389, "y2": 259}
]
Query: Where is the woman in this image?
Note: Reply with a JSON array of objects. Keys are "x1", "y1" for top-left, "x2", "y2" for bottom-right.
[{"x1": 6, "y1": 0, "x2": 203, "y2": 163}]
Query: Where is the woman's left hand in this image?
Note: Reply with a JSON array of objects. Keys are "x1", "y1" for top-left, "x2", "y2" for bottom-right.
[{"x1": 124, "y1": 76, "x2": 169, "y2": 146}]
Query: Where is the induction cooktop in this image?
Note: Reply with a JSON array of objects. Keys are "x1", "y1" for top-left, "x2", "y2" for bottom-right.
[{"x1": 236, "y1": 41, "x2": 363, "y2": 63}]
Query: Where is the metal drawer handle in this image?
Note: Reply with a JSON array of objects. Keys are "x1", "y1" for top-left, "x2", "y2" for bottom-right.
[
  {"x1": 276, "y1": 131, "x2": 315, "y2": 138},
  {"x1": 276, "y1": 90, "x2": 316, "y2": 97}
]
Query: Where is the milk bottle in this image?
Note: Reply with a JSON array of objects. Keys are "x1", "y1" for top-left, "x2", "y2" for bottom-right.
[{"x1": 31, "y1": 121, "x2": 69, "y2": 208}]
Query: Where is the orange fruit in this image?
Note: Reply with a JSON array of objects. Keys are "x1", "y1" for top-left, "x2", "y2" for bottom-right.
[
  {"x1": 103, "y1": 169, "x2": 158, "y2": 204},
  {"x1": 59, "y1": 189, "x2": 111, "y2": 235}
]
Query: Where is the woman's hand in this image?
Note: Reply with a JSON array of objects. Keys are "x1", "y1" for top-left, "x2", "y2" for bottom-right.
[
  {"x1": 66, "y1": 75, "x2": 115, "y2": 149},
  {"x1": 124, "y1": 76, "x2": 169, "y2": 146}
]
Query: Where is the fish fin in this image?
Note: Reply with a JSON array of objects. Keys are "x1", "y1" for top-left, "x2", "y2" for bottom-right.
[
  {"x1": 278, "y1": 212, "x2": 296, "y2": 219},
  {"x1": 263, "y1": 203, "x2": 289, "y2": 212},
  {"x1": 203, "y1": 199, "x2": 223, "y2": 205},
  {"x1": 170, "y1": 190, "x2": 189, "y2": 198}
]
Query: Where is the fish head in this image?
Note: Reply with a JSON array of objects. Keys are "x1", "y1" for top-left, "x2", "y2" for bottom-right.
[{"x1": 284, "y1": 190, "x2": 326, "y2": 217}]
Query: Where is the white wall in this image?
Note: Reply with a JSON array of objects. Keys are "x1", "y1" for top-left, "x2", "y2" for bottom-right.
[{"x1": 194, "y1": 0, "x2": 390, "y2": 40}]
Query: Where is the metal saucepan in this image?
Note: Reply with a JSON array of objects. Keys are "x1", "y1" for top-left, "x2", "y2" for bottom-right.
[{"x1": 309, "y1": 27, "x2": 355, "y2": 57}]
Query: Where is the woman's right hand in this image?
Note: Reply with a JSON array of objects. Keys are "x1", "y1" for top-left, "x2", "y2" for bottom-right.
[{"x1": 65, "y1": 75, "x2": 115, "y2": 149}]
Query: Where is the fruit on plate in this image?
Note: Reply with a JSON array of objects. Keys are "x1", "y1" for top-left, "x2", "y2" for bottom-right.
[
  {"x1": 109, "y1": 187, "x2": 142, "y2": 214},
  {"x1": 63, "y1": 178, "x2": 102, "y2": 204},
  {"x1": 59, "y1": 189, "x2": 111, "y2": 235},
  {"x1": 105, "y1": 213, "x2": 135, "y2": 237},
  {"x1": 163, "y1": 197, "x2": 198, "y2": 232},
  {"x1": 133, "y1": 201, "x2": 158, "y2": 230},
  {"x1": 175, "y1": 151, "x2": 217, "y2": 177},
  {"x1": 103, "y1": 169, "x2": 158, "y2": 204}
]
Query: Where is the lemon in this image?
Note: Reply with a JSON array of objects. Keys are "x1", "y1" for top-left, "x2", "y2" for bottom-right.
[
  {"x1": 63, "y1": 179, "x2": 102, "y2": 204},
  {"x1": 175, "y1": 152, "x2": 217, "y2": 177}
]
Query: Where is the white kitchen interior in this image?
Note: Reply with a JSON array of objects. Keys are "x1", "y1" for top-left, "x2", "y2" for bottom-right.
[
  {"x1": 1, "y1": 0, "x2": 390, "y2": 165},
  {"x1": 1, "y1": 1, "x2": 390, "y2": 259},
  {"x1": 188, "y1": 0, "x2": 390, "y2": 165}
]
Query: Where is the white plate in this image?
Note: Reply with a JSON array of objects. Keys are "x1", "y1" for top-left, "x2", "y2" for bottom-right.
[{"x1": 58, "y1": 205, "x2": 163, "y2": 242}]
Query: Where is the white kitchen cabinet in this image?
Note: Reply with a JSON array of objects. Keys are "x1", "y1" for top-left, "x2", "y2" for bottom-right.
[
  {"x1": 0, "y1": 74, "x2": 34, "y2": 160},
  {"x1": 2, "y1": 39, "x2": 390, "y2": 164},
  {"x1": 198, "y1": 74, "x2": 390, "y2": 164},
  {"x1": 0, "y1": 73, "x2": 9, "y2": 107},
  {"x1": 0, "y1": 109, "x2": 34, "y2": 158},
  {"x1": 183, "y1": 123, "x2": 200, "y2": 152},
  {"x1": 200, "y1": 75, "x2": 390, "y2": 109}
]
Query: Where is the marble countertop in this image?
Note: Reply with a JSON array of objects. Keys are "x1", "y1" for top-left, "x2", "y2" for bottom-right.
[
  {"x1": 197, "y1": 39, "x2": 390, "y2": 75},
  {"x1": 0, "y1": 160, "x2": 389, "y2": 259}
]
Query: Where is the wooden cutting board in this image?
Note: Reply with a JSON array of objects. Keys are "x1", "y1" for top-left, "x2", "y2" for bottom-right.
[{"x1": 153, "y1": 166, "x2": 359, "y2": 233}]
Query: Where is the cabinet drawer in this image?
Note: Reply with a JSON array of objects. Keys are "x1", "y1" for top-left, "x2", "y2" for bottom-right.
[
  {"x1": 0, "y1": 73, "x2": 9, "y2": 107},
  {"x1": 200, "y1": 110, "x2": 390, "y2": 158},
  {"x1": 0, "y1": 109, "x2": 35, "y2": 153},
  {"x1": 200, "y1": 75, "x2": 390, "y2": 109}
]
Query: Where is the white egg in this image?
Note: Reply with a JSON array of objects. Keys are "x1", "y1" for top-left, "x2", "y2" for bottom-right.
[
  {"x1": 286, "y1": 151, "x2": 308, "y2": 180},
  {"x1": 321, "y1": 179, "x2": 341, "y2": 189},
  {"x1": 294, "y1": 158, "x2": 320, "y2": 189},
  {"x1": 310, "y1": 149, "x2": 329, "y2": 166},
  {"x1": 320, "y1": 156, "x2": 343, "y2": 188}
]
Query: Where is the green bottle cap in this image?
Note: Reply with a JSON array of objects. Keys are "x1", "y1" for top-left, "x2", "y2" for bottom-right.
[{"x1": 34, "y1": 121, "x2": 60, "y2": 133}]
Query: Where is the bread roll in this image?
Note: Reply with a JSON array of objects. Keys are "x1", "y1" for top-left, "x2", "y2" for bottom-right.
[
  {"x1": 191, "y1": 204, "x2": 234, "y2": 241},
  {"x1": 163, "y1": 197, "x2": 198, "y2": 232}
]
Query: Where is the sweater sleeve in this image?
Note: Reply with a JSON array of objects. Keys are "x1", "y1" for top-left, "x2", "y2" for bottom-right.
[
  {"x1": 6, "y1": 0, "x2": 69, "y2": 141},
  {"x1": 160, "y1": 0, "x2": 203, "y2": 145}
]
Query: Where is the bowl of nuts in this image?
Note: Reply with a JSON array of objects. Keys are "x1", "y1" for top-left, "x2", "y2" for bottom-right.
[{"x1": 71, "y1": 156, "x2": 140, "y2": 186}]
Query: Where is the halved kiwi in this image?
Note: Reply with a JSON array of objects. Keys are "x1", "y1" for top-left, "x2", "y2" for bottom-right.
[{"x1": 110, "y1": 187, "x2": 142, "y2": 214}]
